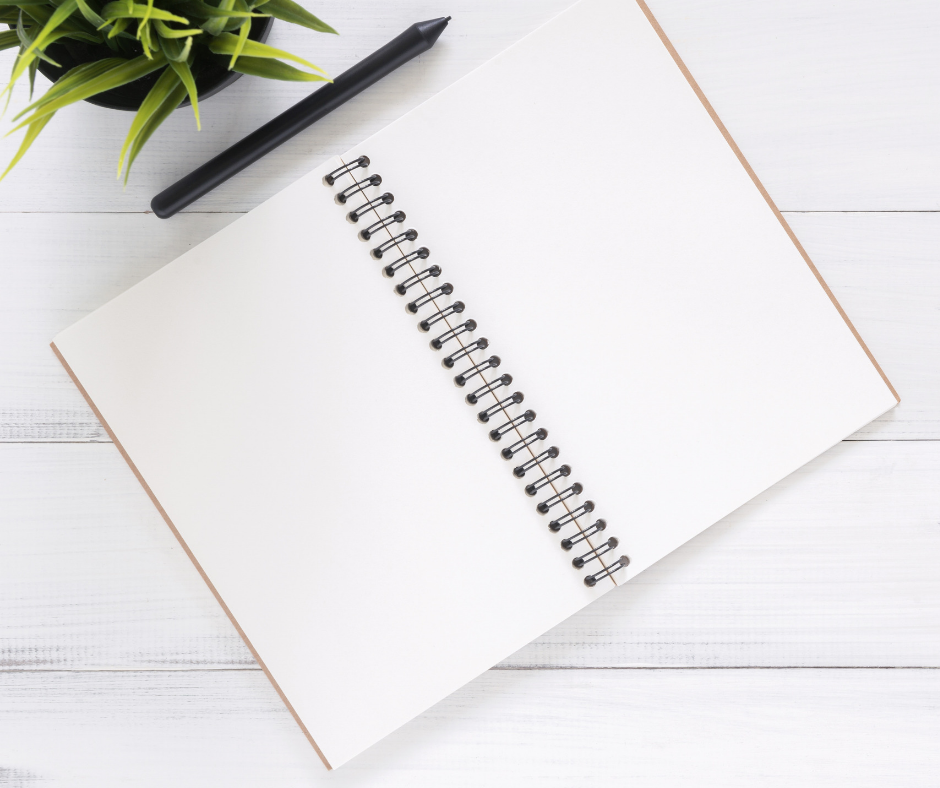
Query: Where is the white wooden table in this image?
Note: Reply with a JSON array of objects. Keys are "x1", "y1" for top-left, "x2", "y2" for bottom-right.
[{"x1": 2, "y1": 1, "x2": 939, "y2": 784}]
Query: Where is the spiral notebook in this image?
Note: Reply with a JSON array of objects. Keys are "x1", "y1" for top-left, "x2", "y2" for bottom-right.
[{"x1": 51, "y1": 0, "x2": 898, "y2": 770}]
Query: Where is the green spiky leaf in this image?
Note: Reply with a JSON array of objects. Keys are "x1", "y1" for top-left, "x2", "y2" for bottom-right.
[
  {"x1": 74, "y1": 0, "x2": 107, "y2": 27},
  {"x1": 3, "y1": 0, "x2": 77, "y2": 87},
  {"x1": 209, "y1": 32, "x2": 326, "y2": 75},
  {"x1": 258, "y1": 0, "x2": 334, "y2": 34},
  {"x1": 231, "y1": 55, "x2": 328, "y2": 82},
  {"x1": 105, "y1": 15, "x2": 129, "y2": 36},
  {"x1": 163, "y1": 47, "x2": 198, "y2": 128},
  {"x1": 152, "y1": 18, "x2": 201, "y2": 37},
  {"x1": 19, "y1": 0, "x2": 77, "y2": 58},
  {"x1": 123, "y1": 76, "x2": 186, "y2": 182},
  {"x1": 200, "y1": 0, "x2": 231, "y2": 35},
  {"x1": 99, "y1": 1, "x2": 188, "y2": 23},
  {"x1": 0, "y1": 110, "x2": 54, "y2": 181},
  {"x1": 10, "y1": 52, "x2": 166, "y2": 130},
  {"x1": 13, "y1": 56, "x2": 125, "y2": 118},
  {"x1": 169, "y1": 0, "x2": 264, "y2": 21},
  {"x1": 117, "y1": 63, "x2": 178, "y2": 175},
  {"x1": 227, "y1": 14, "x2": 250, "y2": 69},
  {"x1": 16, "y1": 8, "x2": 62, "y2": 66},
  {"x1": 0, "y1": 30, "x2": 19, "y2": 51}
]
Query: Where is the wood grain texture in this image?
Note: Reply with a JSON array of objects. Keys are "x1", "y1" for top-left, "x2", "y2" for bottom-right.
[
  {"x1": 1, "y1": 212, "x2": 936, "y2": 442},
  {"x1": 2, "y1": 669, "x2": 939, "y2": 786},
  {"x1": 0, "y1": 0, "x2": 938, "y2": 212},
  {"x1": 3, "y1": 440, "x2": 938, "y2": 670}
]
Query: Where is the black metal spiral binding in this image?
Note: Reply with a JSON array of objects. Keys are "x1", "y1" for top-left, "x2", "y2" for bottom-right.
[
  {"x1": 431, "y1": 319, "x2": 476, "y2": 350},
  {"x1": 560, "y1": 519, "x2": 606, "y2": 550},
  {"x1": 477, "y1": 392, "x2": 524, "y2": 423},
  {"x1": 384, "y1": 247, "x2": 429, "y2": 276},
  {"x1": 373, "y1": 230, "x2": 418, "y2": 259},
  {"x1": 585, "y1": 556, "x2": 630, "y2": 587},
  {"x1": 513, "y1": 446, "x2": 560, "y2": 477},
  {"x1": 323, "y1": 156, "x2": 369, "y2": 185},
  {"x1": 525, "y1": 465, "x2": 571, "y2": 496},
  {"x1": 326, "y1": 155, "x2": 630, "y2": 587},
  {"x1": 549, "y1": 501, "x2": 595, "y2": 532},
  {"x1": 454, "y1": 355, "x2": 500, "y2": 386},
  {"x1": 420, "y1": 301, "x2": 465, "y2": 332},
  {"x1": 489, "y1": 410, "x2": 536, "y2": 442},
  {"x1": 407, "y1": 283, "x2": 453, "y2": 313},
  {"x1": 395, "y1": 265, "x2": 441, "y2": 295},
  {"x1": 465, "y1": 373, "x2": 511, "y2": 404},
  {"x1": 572, "y1": 537, "x2": 618, "y2": 569},
  {"x1": 361, "y1": 210, "x2": 406, "y2": 241},
  {"x1": 500, "y1": 428, "x2": 548, "y2": 460},
  {"x1": 536, "y1": 483, "x2": 583, "y2": 514},
  {"x1": 336, "y1": 175, "x2": 382, "y2": 204},
  {"x1": 347, "y1": 193, "x2": 393, "y2": 222},
  {"x1": 442, "y1": 338, "x2": 489, "y2": 369}
]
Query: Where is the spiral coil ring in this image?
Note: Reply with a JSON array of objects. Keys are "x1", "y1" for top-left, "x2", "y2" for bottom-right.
[
  {"x1": 549, "y1": 501, "x2": 595, "y2": 532},
  {"x1": 489, "y1": 409, "x2": 536, "y2": 442},
  {"x1": 407, "y1": 283, "x2": 454, "y2": 314},
  {"x1": 525, "y1": 464, "x2": 571, "y2": 496},
  {"x1": 536, "y1": 482, "x2": 583, "y2": 514},
  {"x1": 361, "y1": 210, "x2": 406, "y2": 241},
  {"x1": 385, "y1": 248, "x2": 430, "y2": 277},
  {"x1": 585, "y1": 556, "x2": 631, "y2": 587},
  {"x1": 420, "y1": 301, "x2": 465, "y2": 332},
  {"x1": 513, "y1": 446, "x2": 559, "y2": 477},
  {"x1": 323, "y1": 156, "x2": 369, "y2": 185},
  {"x1": 326, "y1": 155, "x2": 629, "y2": 586},
  {"x1": 431, "y1": 319, "x2": 477, "y2": 350},
  {"x1": 442, "y1": 338, "x2": 489, "y2": 369},
  {"x1": 373, "y1": 230, "x2": 419, "y2": 260},
  {"x1": 500, "y1": 427, "x2": 548, "y2": 460},
  {"x1": 477, "y1": 391, "x2": 524, "y2": 423},
  {"x1": 348, "y1": 193, "x2": 394, "y2": 223},
  {"x1": 336, "y1": 175, "x2": 382, "y2": 204},
  {"x1": 395, "y1": 265, "x2": 441, "y2": 295},
  {"x1": 454, "y1": 354, "x2": 500, "y2": 386},
  {"x1": 572, "y1": 537, "x2": 619, "y2": 569},
  {"x1": 466, "y1": 373, "x2": 512, "y2": 404},
  {"x1": 560, "y1": 518, "x2": 606, "y2": 550}
]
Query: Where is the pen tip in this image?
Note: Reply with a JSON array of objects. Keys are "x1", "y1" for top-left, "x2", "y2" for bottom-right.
[{"x1": 416, "y1": 17, "x2": 451, "y2": 46}]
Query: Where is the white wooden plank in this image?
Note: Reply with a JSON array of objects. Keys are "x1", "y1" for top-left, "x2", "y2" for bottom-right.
[
  {"x1": 1, "y1": 668, "x2": 938, "y2": 786},
  {"x1": 2, "y1": 440, "x2": 938, "y2": 670},
  {"x1": 651, "y1": 0, "x2": 940, "y2": 212},
  {"x1": 1, "y1": 0, "x2": 938, "y2": 212},
  {"x1": 2, "y1": 211, "x2": 935, "y2": 441},
  {"x1": 0, "y1": 213, "x2": 238, "y2": 442},
  {"x1": 785, "y1": 212, "x2": 940, "y2": 439}
]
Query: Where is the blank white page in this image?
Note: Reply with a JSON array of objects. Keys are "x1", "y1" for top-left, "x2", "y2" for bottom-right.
[
  {"x1": 341, "y1": 0, "x2": 898, "y2": 576},
  {"x1": 52, "y1": 0, "x2": 897, "y2": 772},
  {"x1": 53, "y1": 156, "x2": 610, "y2": 769}
]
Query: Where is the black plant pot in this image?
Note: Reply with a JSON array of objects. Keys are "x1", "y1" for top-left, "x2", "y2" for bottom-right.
[{"x1": 33, "y1": 15, "x2": 274, "y2": 111}]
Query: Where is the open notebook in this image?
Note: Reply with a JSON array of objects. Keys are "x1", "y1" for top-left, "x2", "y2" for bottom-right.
[{"x1": 52, "y1": 0, "x2": 898, "y2": 769}]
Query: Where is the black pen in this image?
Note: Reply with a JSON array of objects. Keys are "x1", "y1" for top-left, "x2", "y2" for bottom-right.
[{"x1": 151, "y1": 16, "x2": 451, "y2": 219}]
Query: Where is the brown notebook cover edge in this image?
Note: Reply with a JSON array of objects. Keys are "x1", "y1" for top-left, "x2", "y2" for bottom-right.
[
  {"x1": 635, "y1": 0, "x2": 899, "y2": 404},
  {"x1": 50, "y1": 340, "x2": 333, "y2": 772}
]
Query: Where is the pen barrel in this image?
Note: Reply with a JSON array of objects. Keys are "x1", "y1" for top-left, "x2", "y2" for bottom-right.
[{"x1": 151, "y1": 22, "x2": 439, "y2": 218}]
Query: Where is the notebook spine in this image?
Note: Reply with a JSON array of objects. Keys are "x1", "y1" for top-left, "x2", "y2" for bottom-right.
[{"x1": 324, "y1": 157, "x2": 630, "y2": 587}]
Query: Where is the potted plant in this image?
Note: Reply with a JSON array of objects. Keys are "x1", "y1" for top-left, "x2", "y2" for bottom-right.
[{"x1": 0, "y1": 0, "x2": 334, "y2": 181}]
